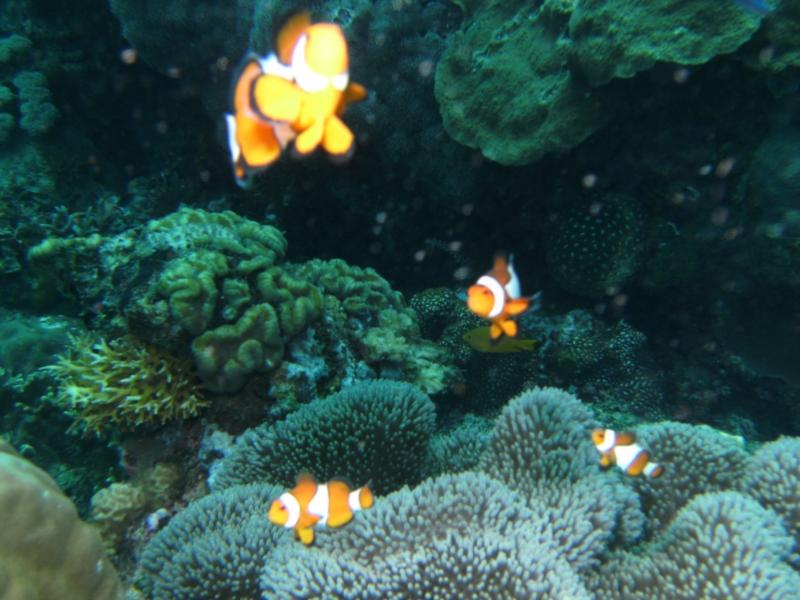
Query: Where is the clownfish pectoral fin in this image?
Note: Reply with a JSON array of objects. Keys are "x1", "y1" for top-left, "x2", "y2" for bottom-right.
[
  {"x1": 294, "y1": 119, "x2": 325, "y2": 156},
  {"x1": 296, "y1": 526, "x2": 315, "y2": 545},
  {"x1": 252, "y1": 75, "x2": 302, "y2": 123},
  {"x1": 322, "y1": 115, "x2": 355, "y2": 159},
  {"x1": 505, "y1": 298, "x2": 530, "y2": 316},
  {"x1": 341, "y1": 82, "x2": 368, "y2": 110},
  {"x1": 500, "y1": 319, "x2": 518, "y2": 338},
  {"x1": 598, "y1": 453, "x2": 615, "y2": 469},
  {"x1": 274, "y1": 9, "x2": 312, "y2": 65},
  {"x1": 489, "y1": 322, "x2": 504, "y2": 340}
]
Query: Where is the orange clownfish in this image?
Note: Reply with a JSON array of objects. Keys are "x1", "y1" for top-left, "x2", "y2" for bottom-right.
[
  {"x1": 592, "y1": 428, "x2": 664, "y2": 478},
  {"x1": 466, "y1": 253, "x2": 534, "y2": 342},
  {"x1": 225, "y1": 10, "x2": 368, "y2": 187},
  {"x1": 267, "y1": 473, "x2": 374, "y2": 545}
]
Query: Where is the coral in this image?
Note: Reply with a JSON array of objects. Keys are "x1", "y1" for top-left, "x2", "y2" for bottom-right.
[
  {"x1": 478, "y1": 386, "x2": 644, "y2": 564},
  {"x1": 135, "y1": 483, "x2": 286, "y2": 600},
  {"x1": 210, "y1": 380, "x2": 436, "y2": 495},
  {"x1": 89, "y1": 481, "x2": 148, "y2": 553},
  {"x1": 424, "y1": 413, "x2": 493, "y2": 478},
  {"x1": 260, "y1": 472, "x2": 593, "y2": 599},
  {"x1": 89, "y1": 463, "x2": 182, "y2": 554},
  {"x1": 12, "y1": 70, "x2": 58, "y2": 136},
  {"x1": 45, "y1": 334, "x2": 207, "y2": 436},
  {"x1": 544, "y1": 193, "x2": 645, "y2": 297},
  {"x1": 0, "y1": 437, "x2": 121, "y2": 599},
  {"x1": 108, "y1": 0, "x2": 257, "y2": 79},
  {"x1": 588, "y1": 491, "x2": 800, "y2": 599},
  {"x1": 29, "y1": 208, "x2": 454, "y2": 395},
  {"x1": 0, "y1": 34, "x2": 31, "y2": 65},
  {"x1": 191, "y1": 303, "x2": 285, "y2": 393},
  {"x1": 743, "y1": 437, "x2": 800, "y2": 552},
  {"x1": 435, "y1": 0, "x2": 603, "y2": 165},
  {"x1": 631, "y1": 422, "x2": 749, "y2": 536},
  {"x1": 479, "y1": 386, "x2": 598, "y2": 489},
  {"x1": 569, "y1": 0, "x2": 762, "y2": 85}
]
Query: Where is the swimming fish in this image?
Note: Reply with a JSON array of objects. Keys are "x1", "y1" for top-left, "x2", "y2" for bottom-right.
[
  {"x1": 466, "y1": 252, "x2": 534, "y2": 342},
  {"x1": 267, "y1": 473, "x2": 374, "y2": 545},
  {"x1": 225, "y1": 10, "x2": 367, "y2": 187},
  {"x1": 463, "y1": 326, "x2": 537, "y2": 353},
  {"x1": 592, "y1": 428, "x2": 664, "y2": 478}
]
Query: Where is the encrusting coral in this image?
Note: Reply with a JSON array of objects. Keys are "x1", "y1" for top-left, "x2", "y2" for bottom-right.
[
  {"x1": 44, "y1": 334, "x2": 207, "y2": 435},
  {"x1": 0, "y1": 437, "x2": 122, "y2": 600}
]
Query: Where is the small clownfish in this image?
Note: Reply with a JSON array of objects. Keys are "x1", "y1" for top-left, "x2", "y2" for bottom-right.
[
  {"x1": 463, "y1": 326, "x2": 537, "y2": 353},
  {"x1": 224, "y1": 9, "x2": 368, "y2": 188},
  {"x1": 592, "y1": 428, "x2": 664, "y2": 479},
  {"x1": 267, "y1": 473, "x2": 373, "y2": 545},
  {"x1": 466, "y1": 252, "x2": 534, "y2": 342}
]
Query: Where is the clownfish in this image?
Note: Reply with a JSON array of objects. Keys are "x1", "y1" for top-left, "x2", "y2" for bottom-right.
[
  {"x1": 224, "y1": 10, "x2": 368, "y2": 187},
  {"x1": 466, "y1": 253, "x2": 535, "y2": 342},
  {"x1": 267, "y1": 473, "x2": 373, "y2": 545},
  {"x1": 592, "y1": 428, "x2": 664, "y2": 478}
]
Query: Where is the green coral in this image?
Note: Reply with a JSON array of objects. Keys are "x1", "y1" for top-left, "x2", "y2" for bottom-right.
[
  {"x1": 435, "y1": 0, "x2": 604, "y2": 165},
  {"x1": 30, "y1": 208, "x2": 455, "y2": 395},
  {"x1": 569, "y1": 0, "x2": 762, "y2": 85},
  {"x1": 192, "y1": 304, "x2": 284, "y2": 393},
  {"x1": 544, "y1": 193, "x2": 645, "y2": 297},
  {"x1": 45, "y1": 334, "x2": 207, "y2": 436}
]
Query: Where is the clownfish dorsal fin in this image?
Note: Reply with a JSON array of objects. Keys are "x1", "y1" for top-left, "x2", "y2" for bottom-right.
[
  {"x1": 274, "y1": 8, "x2": 312, "y2": 65},
  {"x1": 293, "y1": 472, "x2": 318, "y2": 497},
  {"x1": 615, "y1": 432, "x2": 637, "y2": 446},
  {"x1": 491, "y1": 251, "x2": 510, "y2": 284}
]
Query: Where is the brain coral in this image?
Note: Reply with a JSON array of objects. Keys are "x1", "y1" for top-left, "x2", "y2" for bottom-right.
[
  {"x1": 0, "y1": 438, "x2": 121, "y2": 600},
  {"x1": 30, "y1": 208, "x2": 453, "y2": 395},
  {"x1": 435, "y1": 0, "x2": 604, "y2": 165},
  {"x1": 135, "y1": 483, "x2": 286, "y2": 600},
  {"x1": 260, "y1": 472, "x2": 593, "y2": 600},
  {"x1": 210, "y1": 380, "x2": 436, "y2": 494},
  {"x1": 569, "y1": 0, "x2": 762, "y2": 85},
  {"x1": 544, "y1": 193, "x2": 645, "y2": 297}
]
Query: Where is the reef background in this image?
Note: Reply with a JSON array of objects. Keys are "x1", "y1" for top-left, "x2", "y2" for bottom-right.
[{"x1": 1, "y1": 0, "x2": 799, "y2": 597}]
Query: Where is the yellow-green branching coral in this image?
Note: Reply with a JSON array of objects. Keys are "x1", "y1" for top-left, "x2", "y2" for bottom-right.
[{"x1": 45, "y1": 335, "x2": 207, "y2": 435}]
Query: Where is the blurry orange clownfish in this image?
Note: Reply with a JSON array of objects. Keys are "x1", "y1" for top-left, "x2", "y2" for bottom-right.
[
  {"x1": 224, "y1": 9, "x2": 368, "y2": 188},
  {"x1": 466, "y1": 253, "x2": 535, "y2": 342},
  {"x1": 592, "y1": 428, "x2": 664, "y2": 478},
  {"x1": 267, "y1": 473, "x2": 374, "y2": 545}
]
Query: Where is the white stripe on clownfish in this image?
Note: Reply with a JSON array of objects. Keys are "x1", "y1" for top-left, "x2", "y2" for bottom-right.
[
  {"x1": 307, "y1": 482, "x2": 330, "y2": 524},
  {"x1": 279, "y1": 491, "x2": 301, "y2": 528},
  {"x1": 476, "y1": 274, "x2": 506, "y2": 319}
]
